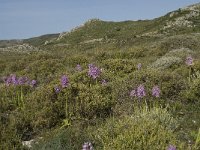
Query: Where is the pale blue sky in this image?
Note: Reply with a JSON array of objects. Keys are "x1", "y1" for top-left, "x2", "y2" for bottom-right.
[{"x1": 0, "y1": 0, "x2": 200, "y2": 40}]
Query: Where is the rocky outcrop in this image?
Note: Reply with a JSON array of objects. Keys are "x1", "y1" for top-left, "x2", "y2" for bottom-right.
[
  {"x1": 164, "y1": 3, "x2": 200, "y2": 30},
  {"x1": 0, "y1": 43, "x2": 39, "y2": 52},
  {"x1": 44, "y1": 19, "x2": 102, "y2": 45}
]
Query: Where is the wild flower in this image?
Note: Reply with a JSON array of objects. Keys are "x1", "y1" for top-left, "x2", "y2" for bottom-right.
[
  {"x1": 3, "y1": 74, "x2": 36, "y2": 87},
  {"x1": 186, "y1": 56, "x2": 193, "y2": 83},
  {"x1": 152, "y1": 86, "x2": 160, "y2": 97},
  {"x1": 30, "y1": 80, "x2": 37, "y2": 87},
  {"x1": 54, "y1": 86, "x2": 61, "y2": 93},
  {"x1": 11, "y1": 74, "x2": 18, "y2": 85},
  {"x1": 137, "y1": 63, "x2": 142, "y2": 70},
  {"x1": 137, "y1": 85, "x2": 146, "y2": 98},
  {"x1": 18, "y1": 77, "x2": 28, "y2": 85},
  {"x1": 82, "y1": 142, "x2": 93, "y2": 150},
  {"x1": 101, "y1": 79, "x2": 107, "y2": 85},
  {"x1": 18, "y1": 77, "x2": 24, "y2": 85},
  {"x1": 5, "y1": 76, "x2": 12, "y2": 86},
  {"x1": 167, "y1": 145, "x2": 176, "y2": 150},
  {"x1": 186, "y1": 56, "x2": 193, "y2": 66},
  {"x1": 130, "y1": 89, "x2": 136, "y2": 97},
  {"x1": 76, "y1": 64, "x2": 82, "y2": 71},
  {"x1": 61, "y1": 75, "x2": 69, "y2": 88},
  {"x1": 88, "y1": 64, "x2": 101, "y2": 79},
  {"x1": 4, "y1": 74, "x2": 17, "y2": 85}
]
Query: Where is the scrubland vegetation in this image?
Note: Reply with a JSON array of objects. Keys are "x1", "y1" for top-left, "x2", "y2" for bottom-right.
[{"x1": 1, "y1": 3, "x2": 200, "y2": 150}]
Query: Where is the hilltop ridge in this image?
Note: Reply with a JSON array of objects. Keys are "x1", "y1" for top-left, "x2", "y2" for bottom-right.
[{"x1": 1, "y1": 2, "x2": 200, "y2": 49}]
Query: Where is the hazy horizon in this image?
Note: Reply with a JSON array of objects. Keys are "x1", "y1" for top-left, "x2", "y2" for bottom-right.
[{"x1": 1, "y1": 0, "x2": 200, "y2": 40}]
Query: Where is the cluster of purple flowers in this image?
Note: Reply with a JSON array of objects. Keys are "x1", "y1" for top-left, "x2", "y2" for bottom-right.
[
  {"x1": 61, "y1": 75, "x2": 69, "y2": 88},
  {"x1": 130, "y1": 85, "x2": 146, "y2": 98},
  {"x1": 137, "y1": 85, "x2": 146, "y2": 98},
  {"x1": 185, "y1": 56, "x2": 193, "y2": 66},
  {"x1": 54, "y1": 63, "x2": 106, "y2": 93},
  {"x1": 54, "y1": 75, "x2": 69, "y2": 93},
  {"x1": 152, "y1": 86, "x2": 161, "y2": 98},
  {"x1": 2, "y1": 74, "x2": 36, "y2": 87},
  {"x1": 167, "y1": 145, "x2": 176, "y2": 150},
  {"x1": 82, "y1": 142, "x2": 93, "y2": 150},
  {"x1": 88, "y1": 64, "x2": 101, "y2": 79},
  {"x1": 130, "y1": 85, "x2": 160, "y2": 98}
]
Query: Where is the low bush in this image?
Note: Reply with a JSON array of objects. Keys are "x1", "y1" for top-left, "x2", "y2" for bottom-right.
[
  {"x1": 148, "y1": 56, "x2": 182, "y2": 70},
  {"x1": 31, "y1": 127, "x2": 87, "y2": 150},
  {"x1": 88, "y1": 107, "x2": 186, "y2": 150}
]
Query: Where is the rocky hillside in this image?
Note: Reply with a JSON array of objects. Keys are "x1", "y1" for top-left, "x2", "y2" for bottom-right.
[
  {"x1": 1, "y1": 3, "x2": 200, "y2": 49},
  {"x1": 0, "y1": 44, "x2": 39, "y2": 53},
  {"x1": 42, "y1": 3, "x2": 200, "y2": 47}
]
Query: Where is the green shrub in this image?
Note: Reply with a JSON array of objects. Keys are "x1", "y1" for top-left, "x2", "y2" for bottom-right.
[
  {"x1": 112, "y1": 47, "x2": 146, "y2": 59},
  {"x1": 31, "y1": 127, "x2": 87, "y2": 150},
  {"x1": 0, "y1": 85, "x2": 31, "y2": 112},
  {"x1": 24, "y1": 59, "x2": 65, "y2": 83},
  {"x1": 24, "y1": 69, "x2": 115, "y2": 132},
  {"x1": 89, "y1": 107, "x2": 185, "y2": 150},
  {"x1": 25, "y1": 85, "x2": 66, "y2": 132},
  {"x1": 160, "y1": 35, "x2": 200, "y2": 51},
  {"x1": 64, "y1": 70, "x2": 114, "y2": 119},
  {"x1": 0, "y1": 108, "x2": 33, "y2": 150},
  {"x1": 181, "y1": 70, "x2": 200, "y2": 102},
  {"x1": 113, "y1": 69, "x2": 185, "y2": 105},
  {"x1": 63, "y1": 55, "x2": 89, "y2": 68},
  {"x1": 101, "y1": 59, "x2": 137, "y2": 77},
  {"x1": 0, "y1": 123, "x2": 24, "y2": 150}
]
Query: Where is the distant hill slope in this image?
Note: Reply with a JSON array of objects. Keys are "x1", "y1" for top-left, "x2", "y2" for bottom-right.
[
  {"x1": 24, "y1": 33, "x2": 59, "y2": 46},
  {"x1": 42, "y1": 3, "x2": 200, "y2": 47},
  {"x1": 0, "y1": 40, "x2": 23, "y2": 48},
  {"x1": 1, "y1": 3, "x2": 200, "y2": 49},
  {"x1": 0, "y1": 34, "x2": 59, "y2": 48}
]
